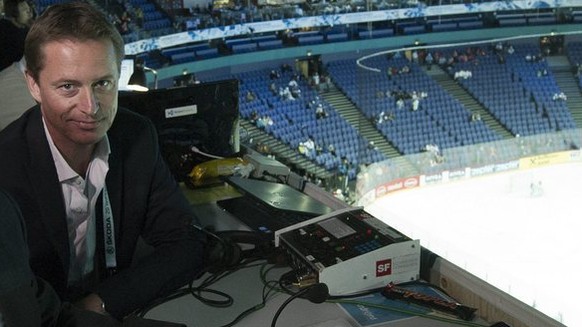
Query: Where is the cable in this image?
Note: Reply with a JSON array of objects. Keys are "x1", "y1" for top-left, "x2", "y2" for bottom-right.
[
  {"x1": 143, "y1": 227, "x2": 276, "y2": 317},
  {"x1": 189, "y1": 258, "x2": 265, "y2": 307},
  {"x1": 270, "y1": 284, "x2": 323, "y2": 327},
  {"x1": 327, "y1": 287, "x2": 384, "y2": 300},
  {"x1": 191, "y1": 146, "x2": 224, "y2": 160},
  {"x1": 213, "y1": 262, "x2": 282, "y2": 327},
  {"x1": 218, "y1": 279, "x2": 280, "y2": 327}
]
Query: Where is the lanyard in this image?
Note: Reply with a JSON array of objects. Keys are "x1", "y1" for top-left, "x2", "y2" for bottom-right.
[{"x1": 102, "y1": 186, "x2": 117, "y2": 270}]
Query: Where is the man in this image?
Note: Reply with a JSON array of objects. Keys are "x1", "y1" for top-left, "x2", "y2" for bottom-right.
[
  {"x1": 1, "y1": 187, "x2": 179, "y2": 327},
  {"x1": 0, "y1": 1, "x2": 206, "y2": 321}
]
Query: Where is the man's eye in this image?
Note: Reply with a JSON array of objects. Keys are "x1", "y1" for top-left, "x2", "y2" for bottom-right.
[
  {"x1": 60, "y1": 84, "x2": 74, "y2": 90},
  {"x1": 96, "y1": 80, "x2": 112, "y2": 88}
]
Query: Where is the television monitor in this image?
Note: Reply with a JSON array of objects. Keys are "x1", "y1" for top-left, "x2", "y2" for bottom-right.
[{"x1": 118, "y1": 79, "x2": 240, "y2": 182}]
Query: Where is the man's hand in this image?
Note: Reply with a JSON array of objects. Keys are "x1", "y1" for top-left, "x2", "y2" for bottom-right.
[{"x1": 75, "y1": 293, "x2": 108, "y2": 315}]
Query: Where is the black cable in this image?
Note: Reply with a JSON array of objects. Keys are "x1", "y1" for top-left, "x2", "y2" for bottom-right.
[
  {"x1": 135, "y1": 258, "x2": 265, "y2": 317},
  {"x1": 277, "y1": 269, "x2": 298, "y2": 294},
  {"x1": 189, "y1": 283, "x2": 234, "y2": 307},
  {"x1": 209, "y1": 263, "x2": 282, "y2": 327},
  {"x1": 270, "y1": 285, "x2": 315, "y2": 327},
  {"x1": 189, "y1": 266, "x2": 238, "y2": 307},
  {"x1": 327, "y1": 286, "x2": 383, "y2": 300},
  {"x1": 218, "y1": 280, "x2": 280, "y2": 327},
  {"x1": 269, "y1": 283, "x2": 329, "y2": 327},
  {"x1": 189, "y1": 258, "x2": 264, "y2": 307}
]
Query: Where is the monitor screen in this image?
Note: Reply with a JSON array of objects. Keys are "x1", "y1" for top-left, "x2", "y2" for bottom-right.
[
  {"x1": 118, "y1": 57, "x2": 135, "y2": 91},
  {"x1": 118, "y1": 79, "x2": 240, "y2": 182}
]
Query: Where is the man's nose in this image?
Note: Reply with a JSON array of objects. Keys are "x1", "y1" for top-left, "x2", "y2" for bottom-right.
[{"x1": 79, "y1": 88, "x2": 100, "y2": 115}]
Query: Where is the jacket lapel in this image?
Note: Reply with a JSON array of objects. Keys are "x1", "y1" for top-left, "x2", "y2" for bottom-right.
[{"x1": 24, "y1": 109, "x2": 71, "y2": 275}]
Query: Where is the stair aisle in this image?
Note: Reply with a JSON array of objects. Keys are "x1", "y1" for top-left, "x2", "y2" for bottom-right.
[
  {"x1": 547, "y1": 55, "x2": 582, "y2": 129},
  {"x1": 320, "y1": 84, "x2": 401, "y2": 159},
  {"x1": 319, "y1": 82, "x2": 419, "y2": 178},
  {"x1": 426, "y1": 66, "x2": 515, "y2": 139}
]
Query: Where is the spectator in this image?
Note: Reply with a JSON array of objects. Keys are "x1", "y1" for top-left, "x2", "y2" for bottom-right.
[
  {"x1": 552, "y1": 92, "x2": 567, "y2": 101},
  {"x1": 411, "y1": 97, "x2": 420, "y2": 111},
  {"x1": 0, "y1": 0, "x2": 35, "y2": 70},
  {"x1": 454, "y1": 70, "x2": 473, "y2": 80},
  {"x1": 269, "y1": 81, "x2": 277, "y2": 95},
  {"x1": 315, "y1": 103, "x2": 328, "y2": 119},
  {"x1": 396, "y1": 98, "x2": 405, "y2": 109},
  {"x1": 245, "y1": 90, "x2": 256, "y2": 102},
  {"x1": 470, "y1": 112, "x2": 482, "y2": 122},
  {"x1": 311, "y1": 72, "x2": 320, "y2": 89},
  {"x1": 134, "y1": 6, "x2": 144, "y2": 29},
  {"x1": 288, "y1": 77, "x2": 299, "y2": 89},
  {"x1": 249, "y1": 110, "x2": 259, "y2": 123},
  {"x1": 299, "y1": 137, "x2": 315, "y2": 158},
  {"x1": 376, "y1": 111, "x2": 394, "y2": 125},
  {"x1": 425, "y1": 52, "x2": 434, "y2": 70},
  {"x1": 118, "y1": 10, "x2": 131, "y2": 34},
  {"x1": 280, "y1": 86, "x2": 295, "y2": 101},
  {"x1": 328, "y1": 143, "x2": 336, "y2": 156},
  {"x1": 256, "y1": 115, "x2": 266, "y2": 129}
]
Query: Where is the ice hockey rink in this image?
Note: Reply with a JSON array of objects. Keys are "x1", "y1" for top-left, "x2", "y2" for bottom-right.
[{"x1": 365, "y1": 162, "x2": 582, "y2": 327}]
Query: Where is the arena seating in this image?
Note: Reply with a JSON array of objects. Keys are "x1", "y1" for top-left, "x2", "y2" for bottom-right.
[
  {"x1": 566, "y1": 41, "x2": 582, "y2": 87},
  {"x1": 233, "y1": 68, "x2": 385, "y2": 177},
  {"x1": 327, "y1": 56, "x2": 502, "y2": 156},
  {"x1": 447, "y1": 43, "x2": 577, "y2": 136}
]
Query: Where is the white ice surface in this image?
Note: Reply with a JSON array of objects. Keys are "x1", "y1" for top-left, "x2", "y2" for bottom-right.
[{"x1": 365, "y1": 163, "x2": 582, "y2": 327}]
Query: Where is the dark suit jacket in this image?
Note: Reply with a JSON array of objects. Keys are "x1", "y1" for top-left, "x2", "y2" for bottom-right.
[
  {"x1": 0, "y1": 106, "x2": 206, "y2": 319},
  {"x1": 0, "y1": 188, "x2": 61, "y2": 327}
]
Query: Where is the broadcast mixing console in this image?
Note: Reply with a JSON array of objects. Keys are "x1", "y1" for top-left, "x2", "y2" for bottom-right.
[{"x1": 276, "y1": 207, "x2": 421, "y2": 296}]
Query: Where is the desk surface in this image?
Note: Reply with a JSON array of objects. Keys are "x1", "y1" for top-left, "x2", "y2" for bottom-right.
[
  {"x1": 142, "y1": 183, "x2": 490, "y2": 327},
  {"x1": 145, "y1": 262, "x2": 485, "y2": 327}
]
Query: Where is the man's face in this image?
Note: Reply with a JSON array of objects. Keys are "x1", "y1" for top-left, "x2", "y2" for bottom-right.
[{"x1": 26, "y1": 39, "x2": 119, "y2": 151}]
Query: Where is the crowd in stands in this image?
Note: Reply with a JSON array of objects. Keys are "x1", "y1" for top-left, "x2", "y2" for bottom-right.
[
  {"x1": 3, "y1": 0, "x2": 581, "y2": 198},
  {"x1": 67, "y1": 0, "x2": 553, "y2": 48}
]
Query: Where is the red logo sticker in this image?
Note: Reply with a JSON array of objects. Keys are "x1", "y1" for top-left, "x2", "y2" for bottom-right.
[{"x1": 376, "y1": 259, "x2": 392, "y2": 277}]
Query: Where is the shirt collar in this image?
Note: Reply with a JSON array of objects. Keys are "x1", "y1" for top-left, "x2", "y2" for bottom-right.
[{"x1": 42, "y1": 117, "x2": 111, "y2": 183}]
